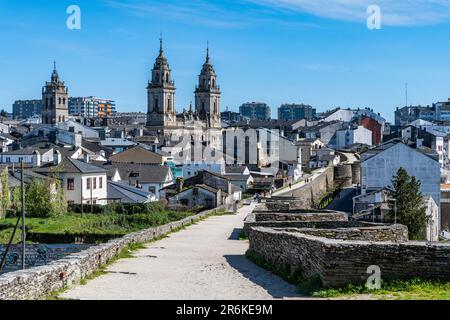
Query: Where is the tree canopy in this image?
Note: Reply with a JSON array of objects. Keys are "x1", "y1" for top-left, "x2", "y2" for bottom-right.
[{"x1": 387, "y1": 167, "x2": 428, "y2": 240}]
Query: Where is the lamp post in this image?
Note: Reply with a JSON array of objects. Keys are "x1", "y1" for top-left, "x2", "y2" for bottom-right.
[{"x1": 20, "y1": 161, "x2": 26, "y2": 270}]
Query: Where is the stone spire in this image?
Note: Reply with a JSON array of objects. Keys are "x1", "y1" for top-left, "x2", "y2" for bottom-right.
[
  {"x1": 51, "y1": 60, "x2": 60, "y2": 83},
  {"x1": 146, "y1": 36, "x2": 176, "y2": 128},
  {"x1": 195, "y1": 43, "x2": 221, "y2": 128},
  {"x1": 159, "y1": 33, "x2": 164, "y2": 57}
]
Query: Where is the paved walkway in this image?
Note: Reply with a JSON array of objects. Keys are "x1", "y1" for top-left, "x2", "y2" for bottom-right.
[
  {"x1": 272, "y1": 167, "x2": 328, "y2": 197},
  {"x1": 61, "y1": 204, "x2": 302, "y2": 300}
]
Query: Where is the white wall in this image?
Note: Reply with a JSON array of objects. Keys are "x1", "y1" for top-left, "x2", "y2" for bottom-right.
[
  {"x1": 183, "y1": 162, "x2": 225, "y2": 179},
  {"x1": 361, "y1": 143, "x2": 441, "y2": 219},
  {"x1": 61, "y1": 172, "x2": 108, "y2": 205},
  {"x1": 324, "y1": 109, "x2": 354, "y2": 122},
  {"x1": 335, "y1": 126, "x2": 372, "y2": 149}
]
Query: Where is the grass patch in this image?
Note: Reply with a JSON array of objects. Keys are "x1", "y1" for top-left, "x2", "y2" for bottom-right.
[
  {"x1": 312, "y1": 278, "x2": 450, "y2": 300},
  {"x1": 0, "y1": 210, "x2": 195, "y2": 244}
]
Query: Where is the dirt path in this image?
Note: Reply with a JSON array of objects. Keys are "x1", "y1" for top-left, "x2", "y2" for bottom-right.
[{"x1": 61, "y1": 204, "x2": 304, "y2": 300}]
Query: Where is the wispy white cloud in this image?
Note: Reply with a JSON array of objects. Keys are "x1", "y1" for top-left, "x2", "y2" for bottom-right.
[
  {"x1": 102, "y1": 0, "x2": 318, "y2": 29},
  {"x1": 250, "y1": 0, "x2": 450, "y2": 26}
]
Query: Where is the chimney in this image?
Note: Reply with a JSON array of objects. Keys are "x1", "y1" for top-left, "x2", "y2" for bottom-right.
[
  {"x1": 53, "y1": 150, "x2": 61, "y2": 165},
  {"x1": 84, "y1": 153, "x2": 90, "y2": 164}
]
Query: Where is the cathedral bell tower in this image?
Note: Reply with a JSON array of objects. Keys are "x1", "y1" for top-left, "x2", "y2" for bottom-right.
[
  {"x1": 195, "y1": 45, "x2": 221, "y2": 128},
  {"x1": 146, "y1": 37, "x2": 177, "y2": 128},
  {"x1": 41, "y1": 62, "x2": 69, "y2": 126}
]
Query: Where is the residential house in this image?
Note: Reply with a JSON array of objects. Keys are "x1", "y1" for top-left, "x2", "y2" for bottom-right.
[
  {"x1": 309, "y1": 153, "x2": 341, "y2": 169},
  {"x1": 295, "y1": 138, "x2": 325, "y2": 166},
  {"x1": 359, "y1": 116, "x2": 383, "y2": 145},
  {"x1": 169, "y1": 184, "x2": 224, "y2": 210},
  {"x1": 56, "y1": 120, "x2": 100, "y2": 139},
  {"x1": 109, "y1": 146, "x2": 164, "y2": 165},
  {"x1": 334, "y1": 125, "x2": 372, "y2": 150},
  {"x1": 100, "y1": 162, "x2": 174, "y2": 199},
  {"x1": 163, "y1": 170, "x2": 242, "y2": 209},
  {"x1": 106, "y1": 180, "x2": 157, "y2": 204},
  {"x1": 353, "y1": 188, "x2": 439, "y2": 241},
  {"x1": 100, "y1": 138, "x2": 137, "y2": 153},
  {"x1": 300, "y1": 121, "x2": 343, "y2": 146},
  {"x1": 0, "y1": 144, "x2": 54, "y2": 167},
  {"x1": 360, "y1": 139, "x2": 441, "y2": 224},
  {"x1": 401, "y1": 125, "x2": 445, "y2": 167},
  {"x1": 36, "y1": 155, "x2": 108, "y2": 205},
  {"x1": 0, "y1": 133, "x2": 16, "y2": 153},
  {"x1": 224, "y1": 165, "x2": 254, "y2": 193}
]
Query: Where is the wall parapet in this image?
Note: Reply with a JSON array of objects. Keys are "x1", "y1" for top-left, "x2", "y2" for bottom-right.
[{"x1": 248, "y1": 226, "x2": 450, "y2": 287}]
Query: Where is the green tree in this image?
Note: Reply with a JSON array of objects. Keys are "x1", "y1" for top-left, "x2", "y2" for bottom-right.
[
  {"x1": 0, "y1": 168, "x2": 11, "y2": 218},
  {"x1": 0, "y1": 109, "x2": 8, "y2": 118},
  {"x1": 49, "y1": 178, "x2": 67, "y2": 215},
  {"x1": 25, "y1": 178, "x2": 67, "y2": 217},
  {"x1": 387, "y1": 167, "x2": 428, "y2": 240}
]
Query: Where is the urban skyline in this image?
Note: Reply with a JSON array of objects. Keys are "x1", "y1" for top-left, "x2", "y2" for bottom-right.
[{"x1": 2, "y1": 1, "x2": 450, "y2": 122}]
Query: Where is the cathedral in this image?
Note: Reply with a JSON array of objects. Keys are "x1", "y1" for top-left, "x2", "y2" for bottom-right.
[{"x1": 146, "y1": 38, "x2": 223, "y2": 163}]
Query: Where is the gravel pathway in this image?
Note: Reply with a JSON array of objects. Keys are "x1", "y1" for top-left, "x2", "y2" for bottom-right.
[{"x1": 61, "y1": 204, "x2": 303, "y2": 300}]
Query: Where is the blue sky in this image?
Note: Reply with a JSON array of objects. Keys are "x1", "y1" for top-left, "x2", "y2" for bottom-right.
[{"x1": 2, "y1": 0, "x2": 450, "y2": 122}]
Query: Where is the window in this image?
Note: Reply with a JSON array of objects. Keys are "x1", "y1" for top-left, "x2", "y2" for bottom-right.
[
  {"x1": 87, "y1": 178, "x2": 92, "y2": 190},
  {"x1": 67, "y1": 178, "x2": 75, "y2": 191},
  {"x1": 148, "y1": 186, "x2": 156, "y2": 193},
  {"x1": 99, "y1": 177, "x2": 103, "y2": 189},
  {"x1": 93, "y1": 177, "x2": 97, "y2": 189}
]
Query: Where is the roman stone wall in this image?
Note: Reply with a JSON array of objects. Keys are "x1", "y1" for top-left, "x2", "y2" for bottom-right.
[
  {"x1": 286, "y1": 225, "x2": 408, "y2": 242},
  {"x1": 282, "y1": 167, "x2": 334, "y2": 208},
  {"x1": 248, "y1": 226, "x2": 450, "y2": 287},
  {"x1": 0, "y1": 207, "x2": 223, "y2": 300},
  {"x1": 243, "y1": 204, "x2": 348, "y2": 235},
  {"x1": 334, "y1": 164, "x2": 353, "y2": 188},
  {"x1": 254, "y1": 211, "x2": 348, "y2": 222},
  {"x1": 351, "y1": 162, "x2": 361, "y2": 185},
  {"x1": 0, "y1": 244, "x2": 92, "y2": 274}
]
